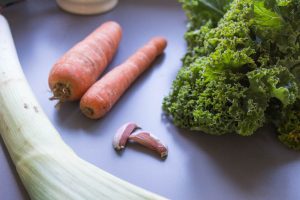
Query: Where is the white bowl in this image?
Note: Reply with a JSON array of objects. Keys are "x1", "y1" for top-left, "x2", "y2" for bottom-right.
[{"x1": 56, "y1": 0, "x2": 118, "y2": 15}]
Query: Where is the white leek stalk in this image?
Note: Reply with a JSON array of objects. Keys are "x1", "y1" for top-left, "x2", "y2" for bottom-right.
[{"x1": 0, "y1": 15, "x2": 166, "y2": 200}]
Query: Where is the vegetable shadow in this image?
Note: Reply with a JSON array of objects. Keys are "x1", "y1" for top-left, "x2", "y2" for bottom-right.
[
  {"x1": 163, "y1": 116, "x2": 300, "y2": 197},
  {"x1": 52, "y1": 101, "x2": 103, "y2": 133}
]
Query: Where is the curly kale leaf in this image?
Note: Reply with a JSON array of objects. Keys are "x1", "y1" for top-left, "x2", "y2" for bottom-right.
[
  {"x1": 254, "y1": 1, "x2": 283, "y2": 31},
  {"x1": 247, "y1": 66, "x2": 298, "y2": 106}
]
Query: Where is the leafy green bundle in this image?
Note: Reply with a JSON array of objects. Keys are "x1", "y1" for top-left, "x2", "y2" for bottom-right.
[{"x1": 163, "y1": 0, "x2": 300, "y2": 150}]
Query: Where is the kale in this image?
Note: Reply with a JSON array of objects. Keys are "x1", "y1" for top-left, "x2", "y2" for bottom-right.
[{"x1": 163, "y1": 0, "x2": 300, "y2": 150}]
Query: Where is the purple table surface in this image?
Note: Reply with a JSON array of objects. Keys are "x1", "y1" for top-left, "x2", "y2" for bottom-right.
[{"x1": 1, "y1": 0, "x2": 300, "y2": 200}]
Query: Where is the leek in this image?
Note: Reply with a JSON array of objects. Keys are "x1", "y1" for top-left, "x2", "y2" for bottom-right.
[{"x1": 0, "y1": 15, "x2": 166, "y2": 200}]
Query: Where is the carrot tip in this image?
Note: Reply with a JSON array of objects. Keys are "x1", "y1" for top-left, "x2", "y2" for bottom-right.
[
  {"x1": 51, "y1": 82, "x2": 71, "y2": 102},
  {"x1": 151, "y1": 37, "x2": 167, "y2": 55},
  {"x1": 81, "y1": 107, "x2": 94, "y2": 118}
]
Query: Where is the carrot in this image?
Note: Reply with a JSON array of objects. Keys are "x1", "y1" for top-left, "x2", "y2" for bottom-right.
[
  {"x1": 80, "y1": 37, "x2": 167, "y2": 119},
  {"x1": 48, "y1": 21, "x2": 122, "y2": 104}
]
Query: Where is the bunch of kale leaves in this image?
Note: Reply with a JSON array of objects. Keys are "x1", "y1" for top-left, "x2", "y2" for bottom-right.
[{"x1": 163, "y1": 0, "x2": 300, "y2": 150}]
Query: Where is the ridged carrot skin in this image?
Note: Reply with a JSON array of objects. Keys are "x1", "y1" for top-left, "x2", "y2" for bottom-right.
[
  {"x1": 80, "y1": 37, "x2": 167, "y2": 119},
  {"x1": 48, "y1": 21, "x2": 122, "y2": 102}
]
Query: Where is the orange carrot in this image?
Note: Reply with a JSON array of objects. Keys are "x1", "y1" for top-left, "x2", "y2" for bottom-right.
[
  {"x1": 48, "y1": 21, "x2": 122, "y2": 103},
  {"x1": 80, "y1": 37, "x2": 167, "y2": 119}
]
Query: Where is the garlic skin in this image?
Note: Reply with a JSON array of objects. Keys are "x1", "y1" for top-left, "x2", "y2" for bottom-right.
[{"x1": 56, "y1": 0, "x2": 118, "y2": 15}]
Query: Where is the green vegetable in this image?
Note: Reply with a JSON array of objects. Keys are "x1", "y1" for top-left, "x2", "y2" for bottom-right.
[
  {"x1": 178, "y1": 0, "x2": 232, "y2": 28},
  {"x1": 0, "y1": 15, "x2": 165, "y2": 200},
  {"x1": 163, "y1": 0, "x2": 300, "y2": 149}
]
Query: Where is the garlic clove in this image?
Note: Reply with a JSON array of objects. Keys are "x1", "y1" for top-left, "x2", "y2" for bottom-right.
[
  {"x1": 113, "y1": 122, "x2": 140, "y2": 150},
  {"x1": 129, "y1": 131, "x2": 168, "y2": 158}
]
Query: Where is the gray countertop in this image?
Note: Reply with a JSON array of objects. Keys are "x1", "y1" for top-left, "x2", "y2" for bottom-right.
[{"x1": 1, "y1": 0, "x2": 300, "y2": 199}]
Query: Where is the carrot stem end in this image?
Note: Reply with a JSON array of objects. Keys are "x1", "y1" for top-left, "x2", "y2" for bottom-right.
[
  {"x1": 51, "y1": 82, "x2": 71, "y2": 102},
  {"x1": 81, "y1": 107, "x2": 94, "y2": 118}
]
